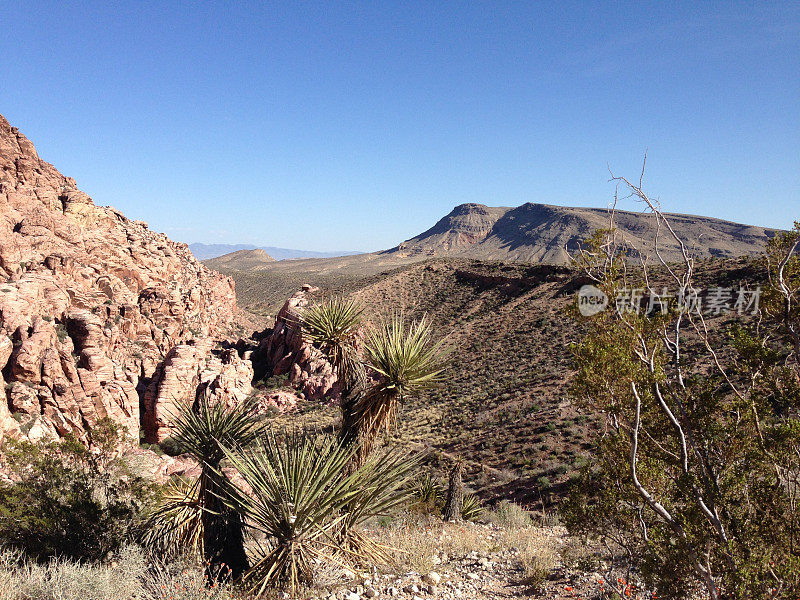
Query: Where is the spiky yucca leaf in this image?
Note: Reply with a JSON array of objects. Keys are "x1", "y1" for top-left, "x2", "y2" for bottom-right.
[
  {"x1": 300, "y1": 297, "x2": 364, "y2": 373},
  {"x1": 461, "y1": 493, "x2": 484, "y2": 522},
  {"x1": 301, "y1": 297, "x2": 368, "y2": 451},
  {"x1": 165, "y1": 398, "x2": 264, "y2": 578},
  {"x1": 140, "y1": 477, "x2": 203, "y2": 557},
  {"x1": 168, "y1": 397, "x2": 263, "y2": 467},
  {"x1": 337, "y1": 447, "x2": 421, "y2": 563},
  {"x1": 363, "y1": 314, "x2": 446, "y2": 399},
  {"x1": 412, "y1": 473, "x2": 442, "y2": 507},
  {"x1": 220, "y1": 431, "x2": 417, "y2": 595},
  {"x1": 354, "y1": 314, "x2": 447, "y2": 459}
]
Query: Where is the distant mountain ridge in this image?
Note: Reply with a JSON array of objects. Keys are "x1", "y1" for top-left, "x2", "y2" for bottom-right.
[
  {"x1": 189, "y1": 243, "x2": 360, "y2": 261},
  {"x1": 204, "y1": 249, "x2": 276, "y2": 271},
  {"x1": 213, "y1": 202, "x2": 781, "y2": 280},
  {"x1": 388, "y1": 202, "x2": 779, "y2": 264}
]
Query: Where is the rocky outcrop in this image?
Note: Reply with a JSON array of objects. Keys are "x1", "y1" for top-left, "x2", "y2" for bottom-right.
[
  {"x1": 251, "y1": 285, "x2": 339, "y2": 401},
  {"x1": 143, "y1": 342, "x2": 254, "y2": 442},
  {"x1": 0, "y1": 114, "x2": 242, "y2": 445}
]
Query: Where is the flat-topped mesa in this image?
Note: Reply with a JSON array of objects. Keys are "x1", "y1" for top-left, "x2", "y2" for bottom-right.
[
  {"x1": 391, "y1": 201, "x2": 778, "y2": 264},
  {"x1": 203, "y1": 248, "x2": 277, "y2": 272},
  {"x1": 0, "y1": 114, "x2": 245, "y2": 445}
]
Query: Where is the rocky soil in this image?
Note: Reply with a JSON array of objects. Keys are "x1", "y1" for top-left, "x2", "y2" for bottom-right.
[{"x1": 303, "y1": 521, "x2": 617, "y2": 600}]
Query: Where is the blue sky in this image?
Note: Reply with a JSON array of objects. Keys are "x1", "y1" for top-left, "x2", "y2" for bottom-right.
[{"x1": 1, "y1": 1, "x2": 797, "y2": 252}]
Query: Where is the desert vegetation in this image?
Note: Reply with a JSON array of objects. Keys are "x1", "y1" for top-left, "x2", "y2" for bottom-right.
[{"x1": 562, "y1": 172, "x2": 800, "y2": 598}]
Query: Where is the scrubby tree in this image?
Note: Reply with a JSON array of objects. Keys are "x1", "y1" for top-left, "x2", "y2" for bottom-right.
[
  {"x1": 563, "y1": 167, "x2": 800, "y2": 599},
  {"x1": 0, "y1": 419, "x2": 155, "y2": 562}
]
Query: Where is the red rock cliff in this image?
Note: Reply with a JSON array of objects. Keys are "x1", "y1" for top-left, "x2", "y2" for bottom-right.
[{"x1": 0, "y1": 114, "x2": 240, "y2": 444}]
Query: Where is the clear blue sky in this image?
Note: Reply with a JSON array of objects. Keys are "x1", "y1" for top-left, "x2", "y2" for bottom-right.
[{"x1": 1, "y1": 1, "x2": 797, "y2": 252}]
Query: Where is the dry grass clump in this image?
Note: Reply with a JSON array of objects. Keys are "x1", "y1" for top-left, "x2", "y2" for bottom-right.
[
  {"x1": 369, "y1": 511, "x2": 560, "y2": 581},
  {"x1": 0, "y1": 546, "x2": 240, "y2": 600},
  {"x1": 497, "y1": 526, "x2": 560, "y2": 587},
  {"x1": 487, "y1": 500, "x2": 532, "y2": 528}
]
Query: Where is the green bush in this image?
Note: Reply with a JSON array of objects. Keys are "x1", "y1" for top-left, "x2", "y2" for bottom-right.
[{"x1": 0, "y1": 420, "x2": 157, "y2": 562}]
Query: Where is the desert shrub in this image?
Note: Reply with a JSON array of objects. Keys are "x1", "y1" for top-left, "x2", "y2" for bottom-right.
[
  {"x1": 0, "y1": 420, "x2": 156, "y2": 562},
  {"x1": 0, "y1": 545, "x2": 239, "y2": 600},
  {"x1": 566, "y1": 190, "x2": 800, "y2": 597},
  {"x1": 158, "y1": 436, "x2": 184, "y2": 457},
  {"x1": 489, "y1": 500, "x2": 531, "y2": 528}
]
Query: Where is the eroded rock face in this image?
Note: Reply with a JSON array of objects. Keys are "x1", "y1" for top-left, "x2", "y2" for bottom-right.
[
  {"x1": 0, "y1": 114, "x2": 240, "y2": 445},
  {"x1": 143, "y1": 342, "x2": 254, "y2": 442},
  {"x1": 252, "y1": 285, "x2": 339, "y2": 401}
]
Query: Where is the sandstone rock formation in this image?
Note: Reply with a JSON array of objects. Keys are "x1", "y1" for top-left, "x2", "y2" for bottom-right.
[
  {"x1": 250, "y1": 285, "x2": 339, "y2": 402},
  {"x1": 0, "y1": 114, "x2": 244, "y2": 445},
  {"x1": 143, "y1": 341, "x2": 254, "y2": 442}
]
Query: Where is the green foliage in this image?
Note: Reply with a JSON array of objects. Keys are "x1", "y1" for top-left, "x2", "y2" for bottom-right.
[
  {"x1": 363, "y1": 313, "x2": 447, "y2": 400},
  {"x1": 460, "y1": 493, "x2": 484, "y2": 522},
  {"x1": 356, "y1": 314, "x2": 448, "y2": 458},
  {"x1": 414, "y1": 473, "x2": 442, "y2": 504},
  {"x1": 220, "y1": 430, "x2": 418, "y2": 595},
  {"x1": 302, "y1": 299, "x2": 448, "y2": 466},
  {"x1": 300, "y1": 296, "x2": 364, "y2": 368},
  {"x1": 140, "y1": 477, "x2": 203, "y2": 559},
  {"x1": 564, "y1": 222, "x2": 800, "y2": 598},
  {"x1": 158, "y1": 436, "x2": 183, "y2": 457},
  {"x1": 0, "y1": 420, "x2": 156, "y2": 562},
  {"x1": 490, "y1": 500, "x2": 531, "y2": 528},
  {"x1": 158, "y1": 398, "x2": 265, "y2": 578}
]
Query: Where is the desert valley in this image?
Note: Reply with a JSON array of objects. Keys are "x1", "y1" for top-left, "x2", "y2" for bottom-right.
[
  {"x1": 0, "y1": 3, "x2": 797, "y2": 599},
  {"x1": 1, "y1": 110, "x2": 798, "y2": 600}
]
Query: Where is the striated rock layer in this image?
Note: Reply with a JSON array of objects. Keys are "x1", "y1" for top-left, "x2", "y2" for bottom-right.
[{"x1": 0, "y1": 114, "x2": 244, "y2": 445}]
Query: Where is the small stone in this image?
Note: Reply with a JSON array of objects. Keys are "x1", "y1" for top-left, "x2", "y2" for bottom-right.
[
  {"x1": 364, "y1": 587, "x2": 379, "y2": 598},
  {"x1": 403, "y1": 584, "x2": 420, "y2": 594},
  {"x1": 344, "y1": 593, "x2": 361, "y2": 600},
  {"x1": 466, "y1": 573, "x2": 480, "y2": 581},
  {"x1": 386, "y1": 587, "x2": 400, "y2": 596},
  {"x1": 422, "y1": 572, "x2": 441, "y2": 585}
]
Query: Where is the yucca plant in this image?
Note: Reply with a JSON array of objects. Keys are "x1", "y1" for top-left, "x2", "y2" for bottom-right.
[
  {"x1": 461, "y1": 493, "x2": 484, "y2": 522},
  {"x1": 411, "y1": 473, "x2": 442, "y2": 509},
  {"x1": 165, "y1": 398, "x2": 264, "y2": 580},
  {"x1": 140, "y1": 476, "x2": 203, "y2": 558},
  {"x1": 300, "y1": 298, "x2": 367, "y2": 449},
  {"x1": 336, "y1": 446, "x2": 422, "y2": 563},
  {"x1": 355, "y1": 314, "x2": 447, "y2": 460},
  {"x1": 220, "y1": 431, "x2": 417, "y2": 595},
  {"x1": 300, "y1": 297, "x2": 364, "y2": 368}
]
